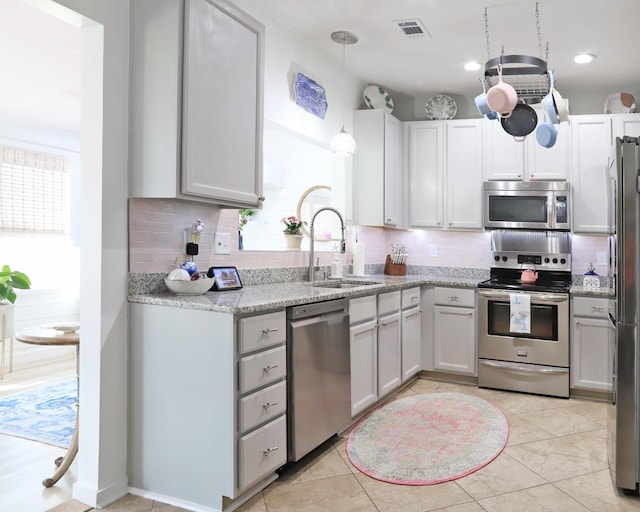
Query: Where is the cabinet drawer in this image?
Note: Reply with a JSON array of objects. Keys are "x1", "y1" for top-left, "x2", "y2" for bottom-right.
[
  {"x1": 350, "y1": 295, "x2": 377, "y2": 324},
  {"x1": 573, "y1": 296, "x2": 609, "y2": 318},
  {"x1": 238, "y1": 415, "x2": 287, "y2": 491},
  {"x1": 239, "y1": 311, "x2": 286, "y2": 354},
  {"x1": 434, "y1": 287, "x2": 475, "y2": 307},
  {"x1": 239, "y1": 345, "x2": 286, "y2": 394},
  {"x1": 238, "y1": 381, "x2": 286, "y2": 433},
  {"x1": 378, "y1": 290, "x2": 401, "y2": 316},
  {"x1": 402, "y1": 287, "x2": 421, "y2": 309}
]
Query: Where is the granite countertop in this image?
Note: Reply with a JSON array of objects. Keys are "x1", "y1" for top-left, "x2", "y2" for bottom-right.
[
  {"x1": 128, "y1": 272, "x2": 482, "y2": 315},
  {"x1": 128, "y1": 266, "x2": 615, "y2": 315}
]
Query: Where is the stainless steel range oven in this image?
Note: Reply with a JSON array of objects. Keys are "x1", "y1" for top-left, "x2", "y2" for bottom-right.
[{"x1": 477, "y1": 230, "x2": 572, "y2": 398}]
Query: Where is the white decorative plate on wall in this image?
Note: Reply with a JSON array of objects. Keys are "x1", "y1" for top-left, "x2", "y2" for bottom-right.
[
  {"x1": 604, "y1": 92, "x2": 636, "y2": 114},
  {"x1": 425, "y1": 94, "x2": 457, "y2": 120},
  {"x1": 363, "y1": 85, "x2": 394, "y2": 113}
]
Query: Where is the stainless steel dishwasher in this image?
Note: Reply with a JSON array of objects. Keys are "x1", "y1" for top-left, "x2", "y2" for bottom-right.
[{"x1": 287, "y1": 298, "x2": 350, "y2": 462}]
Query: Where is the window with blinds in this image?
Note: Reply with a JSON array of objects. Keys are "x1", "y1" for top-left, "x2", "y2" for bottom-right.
[{"x1": 0, "y1": 145, "x2": 69, "y2": 234}]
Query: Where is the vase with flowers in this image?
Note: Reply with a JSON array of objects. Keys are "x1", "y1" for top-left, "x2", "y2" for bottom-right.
[
  {"x1": 238, "y1": 209, "x2": 255, "y2": 250},
  {"x1": 281, "y1": 215, "x2": 305, "y2": 250}
]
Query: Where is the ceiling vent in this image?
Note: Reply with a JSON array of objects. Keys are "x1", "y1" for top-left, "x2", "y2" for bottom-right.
[{"x1": 395, "y1": 19, "x2": 430, "y2": 39}]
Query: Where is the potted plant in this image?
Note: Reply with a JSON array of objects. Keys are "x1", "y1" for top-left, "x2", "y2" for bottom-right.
[
  {"x1": 238, "y1": 209, "x2": 255, "y2": 250},
  {"x1": 0, "y1": 265, "x2": 31, "y2": 304},
  {"x1": 281, "y1": 215, "x2": 306, "y2": 250}
]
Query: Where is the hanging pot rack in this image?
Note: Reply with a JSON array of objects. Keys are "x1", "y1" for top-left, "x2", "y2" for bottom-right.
[
  {"x1": 481, "y1": 3, "x2": 551, "y2": 105},
  {"x1": 484, "y1": 54, "x2": 549, "y2": 104}
]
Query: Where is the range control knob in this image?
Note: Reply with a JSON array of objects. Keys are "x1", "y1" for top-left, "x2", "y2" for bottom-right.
[
  {"x1": 560, "y1": 258, "x2": 566, "y2": 264},
  {"x1": 494, "y1": 255, "x2": 501, "y2": 262},
  {"x1": 552, "y1": 258, "x2": 558, "y2": 264},
  {"x1": 544, "y1": 257, "x2": 550, "y2": 263},
  {"x1": 502, "y1": 256, "x2": 508, "y2": 262}
]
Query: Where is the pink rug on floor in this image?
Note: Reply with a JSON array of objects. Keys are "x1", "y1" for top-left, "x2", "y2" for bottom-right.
[{"x1": 346, "y1": 392, "x2": 509, "y2": 485}]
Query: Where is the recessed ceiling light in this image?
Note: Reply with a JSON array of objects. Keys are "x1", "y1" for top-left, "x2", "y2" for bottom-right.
[
  {"x1": 574, "y1": 53, "x2": 596, "y2": 64},
  {"x1": 464, "y1": 61, "x2": 481, "y2": 71}
]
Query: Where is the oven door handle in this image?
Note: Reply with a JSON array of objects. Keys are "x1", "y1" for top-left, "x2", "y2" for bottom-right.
[
  {"x1": 477, "y1": 290, "x2": 568, "y2": 302},
  {"x1": 479, "y1": 360, "x2": 569, "y2": 375}
]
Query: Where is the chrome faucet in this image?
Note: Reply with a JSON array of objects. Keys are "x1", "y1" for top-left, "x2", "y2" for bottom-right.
[{"x1": 308, "y1": 206, "x2": 346, "y2": 282}]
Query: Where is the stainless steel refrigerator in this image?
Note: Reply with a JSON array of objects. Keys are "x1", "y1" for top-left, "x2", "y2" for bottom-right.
[{"x1": 608, "y1": 136, "x2": 640, "y2": 494}]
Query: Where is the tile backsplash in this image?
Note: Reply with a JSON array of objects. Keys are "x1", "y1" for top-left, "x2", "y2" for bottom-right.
[{"x1": 129, "y1": 198, "x2": 608, "y2": 278}]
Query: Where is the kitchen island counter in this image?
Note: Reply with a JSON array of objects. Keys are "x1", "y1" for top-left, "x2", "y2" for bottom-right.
[{"x1": 128, "y1": 272, "x2": 483, "y2": 315}]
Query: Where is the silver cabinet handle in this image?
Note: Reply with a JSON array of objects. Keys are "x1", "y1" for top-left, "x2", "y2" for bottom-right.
[
  {"x1": 591, "y1": 306, "x2": 604, "y2": 312},
  {"x1": 448, "y1": 296, "x2": 459, "y2": 301},
  {"x1": 258, "y1": 195, "x2": 266, "y2": 202},
  {"x1": 263, "y1": 364, "x2": 278, "y2": 373},
  {"x1": 262, "y1": 328, "x2": 278, "y2": 335},
  {"x1": 411, "y1": 296, "x2": 419, "y2": 302},
  {"x1": 263, "y1": 446, "x2": 279, "y2": 456},
  {"x1": 262, "y1": 401, "x2": 278, "y2": 410}
]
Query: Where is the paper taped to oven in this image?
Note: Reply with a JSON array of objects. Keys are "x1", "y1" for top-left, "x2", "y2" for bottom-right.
[{"x1": 509, "y1": 293, "x2": 531, "y2": 334}]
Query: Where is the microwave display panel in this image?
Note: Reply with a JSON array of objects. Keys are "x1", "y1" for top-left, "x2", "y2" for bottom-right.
[{"x1": 488, "y1": 196, "x2": 547, "y2": 223}]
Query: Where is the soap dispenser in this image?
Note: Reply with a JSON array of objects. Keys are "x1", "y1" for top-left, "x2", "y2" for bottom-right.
[{"x1": 330, "y1": 251, "x2": 343, "y2": 278}]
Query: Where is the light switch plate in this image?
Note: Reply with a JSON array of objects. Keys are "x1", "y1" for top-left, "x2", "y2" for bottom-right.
[
  {"x1": 214, "y1": 232, "x2": 231, "y2": 255},
  {"x1": 584, "y1": 276, "x2": 601, "y2": 288}
]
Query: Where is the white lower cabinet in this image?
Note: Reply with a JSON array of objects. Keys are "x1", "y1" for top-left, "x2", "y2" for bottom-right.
[
  {"x1": 571, "y1": 296, "x2": 612, "y2": 393},
  {"x1": 350, "y1": 290, "x2": 409, "y2": 417},
  {"x1": 401, "y1": 287, "x2": 422, "y2": 380},
  {"x1": 350, "y1": 317, "x2": 378, "y2": 416},
  {"x1": 433, "y1": 287, "x2": 476, "y2": 376},
  {"x1": 129, "y1": 304, "x2": 287, "y2": 512}
]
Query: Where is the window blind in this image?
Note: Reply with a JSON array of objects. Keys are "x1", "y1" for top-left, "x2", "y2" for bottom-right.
[{"x1": 0, "y1": 145, "x2": 68, "y2": 233}]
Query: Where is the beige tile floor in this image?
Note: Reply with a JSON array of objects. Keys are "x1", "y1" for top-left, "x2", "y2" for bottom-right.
[
  {"x1": 59, "y1": 377, "x2": 640, "y2": 512},
  {"x1": 8, "y1": 379, "x2": 640, "y2": 512}
]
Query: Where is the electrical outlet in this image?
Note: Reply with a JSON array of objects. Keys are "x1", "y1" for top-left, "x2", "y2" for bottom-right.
[
  {"x1": 429, "y1": 244, "x2": 438, "y2": 257},
  {"x1": 584, "y1": 276, "x2": 601, "y2": 288},
  {"x1": 597, "y1": 251, "x2": 607, "y2": 266},
  {"x1": 214, "y1": 232, "x2": 231, "y2": 255}
]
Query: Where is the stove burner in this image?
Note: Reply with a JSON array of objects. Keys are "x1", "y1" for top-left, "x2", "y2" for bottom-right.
[{"x1": 478, "y1": 268, "x2": 571, "y2": 294}]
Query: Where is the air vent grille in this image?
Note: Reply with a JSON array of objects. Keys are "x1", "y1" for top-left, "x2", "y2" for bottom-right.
[{"x1": 395, "y1": 19, "x2": 430, "y2": 39}]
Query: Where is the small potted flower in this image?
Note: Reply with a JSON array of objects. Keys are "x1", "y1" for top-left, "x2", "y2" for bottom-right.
[
  {"x1": 238, "y1": 209, "x2": 255, "y2": 250},
  {"x1": 281, "y1": 215, "x2": 306, "y2": 249}
]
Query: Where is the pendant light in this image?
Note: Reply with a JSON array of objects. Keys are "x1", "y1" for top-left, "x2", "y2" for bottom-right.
[{"x1": 330, "y1": 30, "x2": 358, "y2": 156}]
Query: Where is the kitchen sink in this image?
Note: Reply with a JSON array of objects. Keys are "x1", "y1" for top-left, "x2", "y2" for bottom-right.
[{"x1": 310, "y1": 280, "x2": 379, "y2": 289}]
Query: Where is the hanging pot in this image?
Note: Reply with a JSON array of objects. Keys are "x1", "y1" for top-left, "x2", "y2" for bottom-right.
[
  {"x1": 501, "y1": 101, "x2": 538, "y2": 141},
  {"x1": 536, "y1": 111, "x2": 558, "y2": 148},
  {"x1": 474, "y1": 79, "x2": 498, "y2": 120},
  {"x1": 541, "y1": 70, "x2": 559, "y2": 124},
  {"x1": 486, "y1": 64, "x2": 518, "y2": 118},
  {"x1": 552, "y1": 89, "x2": 570, "y2": 123}
]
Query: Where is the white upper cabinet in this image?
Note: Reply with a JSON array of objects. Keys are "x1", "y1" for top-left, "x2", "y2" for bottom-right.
[
  {"x1": 445, "y1": 119, "x2": 483, "y2": 230},
  {"x1": 407, "y1": 121, "x2": 445, "y2": 228},
  {"x1": 131, "y1": 0, "x2": 265, "y2": 208},
  {"x1": 570, "y1": 115, "x2": 613, "y2": 234},
  {"x1": 407, "y1": 120, "x2": 482, "y2": 230},
  {"x1": 353, "y1": 110, "x2": 402, "y2": 227},
  {"x1": 481, "y1": 108, "x2": 570, "y2": 182},
  {"x1": 613, "y1": 113, "x2": 640, "y2": 138}
]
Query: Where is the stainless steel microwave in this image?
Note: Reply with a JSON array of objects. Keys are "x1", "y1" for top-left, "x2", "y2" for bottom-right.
[{"x1": 483, "y1": 181, "x2": 571, "y2": 230}]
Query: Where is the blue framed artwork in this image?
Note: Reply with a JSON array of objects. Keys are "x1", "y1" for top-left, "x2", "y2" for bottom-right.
[{"x1": 294, "y1": 73, "x2": 328, "y2": 119}]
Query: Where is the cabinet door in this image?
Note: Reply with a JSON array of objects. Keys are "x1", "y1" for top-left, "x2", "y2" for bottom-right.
[
  {"x1": 182, "y1": 0, "x2": 264, "y2": 206},
  {"x1": 350, "y1": 319, "x2": 378, "y2": 416},
  {"x1": 433, "y1": 305, "x2": 476, "y2": 375},
  {"x1": 383, "y1": 113, "x2": 401, "y2": 226},
  {"x1": 613, "y1": 113, "x2": 640, "y2": 138},
  {"x1": 353, "y1": 110, "x2": 401, "y2": 227},
  {"x1": 525, "y1": 116, "x2": 571, "y2": 181},
  {"x1": 446, "y1": 119, "x2": 483, "y2": 230},
  {"x1": 401, "y1": 307, "x2": 421, "y2": 381},
  {"x1": 571, "y1": 115, "x2": 613, "y2": 234},
  {"x1": 408, "y1": 121, "x2": 445, "y2": 228},
  {"x1": 571, "y1": 316, "x2": 612, "y2": 393},
  {"x1": 377, "y1": 312, "x2": 402, "y2": 397},
  {"x1": 481, "y1": 118, "x2": 525, "y2": 181}
]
